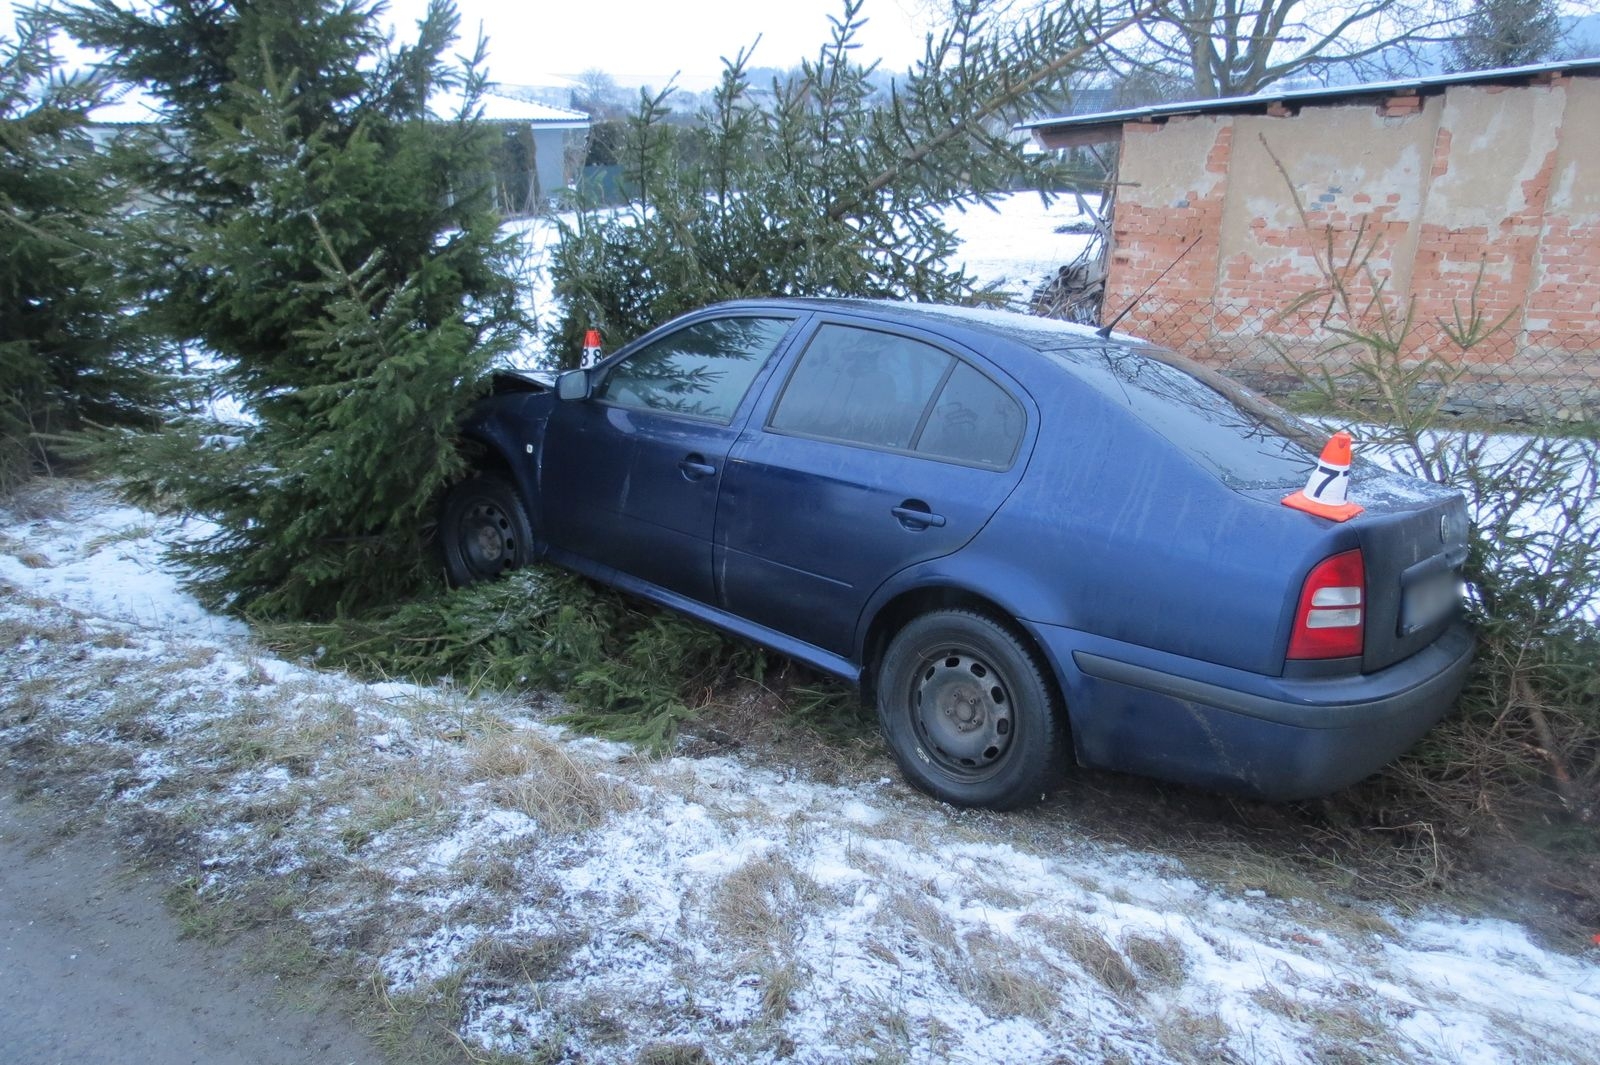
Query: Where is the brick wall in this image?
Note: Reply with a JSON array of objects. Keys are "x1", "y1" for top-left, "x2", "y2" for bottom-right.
[{"x1": 1100, "y1": 74, "x2": 1600, "y2": 419}]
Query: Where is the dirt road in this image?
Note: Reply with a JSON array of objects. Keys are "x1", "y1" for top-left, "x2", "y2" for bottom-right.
[{"x1": 0, "y1": 792, "x2": 384, "y2": 1065}]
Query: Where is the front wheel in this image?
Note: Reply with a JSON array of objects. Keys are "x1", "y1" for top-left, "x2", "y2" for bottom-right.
[
  {"x1": 438, "y1": 473, "x2": 536, "y2": 587},
  {"x1": 876, "y1": 610, "x2": 1066, "y2": 810}
]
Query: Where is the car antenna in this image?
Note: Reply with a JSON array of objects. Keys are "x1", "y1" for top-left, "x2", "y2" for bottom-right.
[{"x1": 1095, "y1": 234, "x2": 1204, "y2": 339}]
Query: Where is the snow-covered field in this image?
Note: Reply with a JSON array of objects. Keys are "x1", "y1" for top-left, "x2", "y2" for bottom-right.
[{"x1": 4, "y1": 485, "x2": 1599, "y2": 1064}]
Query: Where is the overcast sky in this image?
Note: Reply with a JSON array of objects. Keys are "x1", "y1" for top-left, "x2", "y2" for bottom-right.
[
  {"x1": 387, "y1": 0, "x2": 940, "y2": 90},
  {"x1": 2, "y1": 0, "x2": 943, "y2": 92}
]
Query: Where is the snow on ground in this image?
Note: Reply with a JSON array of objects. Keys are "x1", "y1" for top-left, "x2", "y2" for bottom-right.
[
  {"x1": 500, "y1": 212, "x2": 566, "y2": 370},
  {"x1": 937, "y1": 192, "x2": 1098, "y2": 300},
  {"x1": 3, "y1": 485, "x2": 1598, "y2": 1065},
  {"x1": 0, "y1": 494, "x2": 242, "y2": 639}
]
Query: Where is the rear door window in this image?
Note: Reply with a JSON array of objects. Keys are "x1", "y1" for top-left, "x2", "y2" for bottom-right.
[
  {"x1": 769, "y1": 324, "x2": 951, "y2": 449},
  {"x1": 915, "y1": 360, "x2": 1025, "y2": 469},
  {"x1": 769, "y1": 323, "x2": 1024, "y2": 468}
]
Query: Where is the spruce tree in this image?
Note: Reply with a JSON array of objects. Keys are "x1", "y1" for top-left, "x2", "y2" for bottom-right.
[
  {"x1": 62, "y1": 0, "x2": 526, "y2": 617},
  {"x1": 548, "y1": 0, "x2": 1148, "y2": 362},
  {"x1": 0, "y1": 11, "x2": 163, "y2": 494}
]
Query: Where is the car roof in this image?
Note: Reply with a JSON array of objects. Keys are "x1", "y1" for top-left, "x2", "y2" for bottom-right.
[
  {"x1": 705, "y1": 294, "x2": 1272, "y2": 419},
  {"x1": 708, "y1": 297, "x2": 1121, "y2": 353},
  {"x1": 705, "y1": 296, "x2": 1348, "y2": 473}
]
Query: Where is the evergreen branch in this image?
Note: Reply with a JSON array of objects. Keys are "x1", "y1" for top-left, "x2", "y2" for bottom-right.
[
  {"x1": 825, "y1": 0, "x2": 1161, "y2": 223},
  {"x1": 0, "y1": 204, "x2": 100, "y2": 255}
]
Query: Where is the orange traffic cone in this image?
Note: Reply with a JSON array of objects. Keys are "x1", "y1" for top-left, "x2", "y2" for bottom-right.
[
  {"x1": 581, "y1": 328, "x2": 603, "y2": 366},
  {"x1": 1283, "y1": 431, "x2": 1365, "y2": 521}
]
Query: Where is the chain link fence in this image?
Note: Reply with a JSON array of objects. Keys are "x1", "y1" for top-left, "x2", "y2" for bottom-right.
[{"x1": 1030, "y1": 289, "x2": 1600, "y2": 427}]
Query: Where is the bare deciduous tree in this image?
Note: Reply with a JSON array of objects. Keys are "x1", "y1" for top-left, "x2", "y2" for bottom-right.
[
  {"x1": 1091, "y1": 0, "x2": 1461, "y2": 99},
  {"x1": 573, "y1": 67, "x2": 625, "y2": 116}
]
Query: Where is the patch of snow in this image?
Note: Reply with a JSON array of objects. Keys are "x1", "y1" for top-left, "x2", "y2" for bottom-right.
[
  {"x1": 937, "y1": 192, "x2": 1100, "y2": 302},
  {"x1": 1, "y1": 497, "x2": 244, "y2": 637}
]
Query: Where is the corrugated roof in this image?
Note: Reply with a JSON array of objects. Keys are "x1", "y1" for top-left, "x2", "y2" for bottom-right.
[
  {"x1": 432, "y1": 89, "x2": 590, "y2": 127},
  {"x1": 1019, "y1": 57, "x2": 1600, "y2": 136}
]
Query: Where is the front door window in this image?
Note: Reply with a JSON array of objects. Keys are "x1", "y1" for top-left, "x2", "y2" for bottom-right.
[{"x1": 596, "y1": 317, "x2": 792, "y2": 423}]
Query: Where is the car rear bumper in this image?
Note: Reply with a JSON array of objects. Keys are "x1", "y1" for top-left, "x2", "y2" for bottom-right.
[{"x1": 1026, "y1": 620, "x2": 1474, "y2": 800}]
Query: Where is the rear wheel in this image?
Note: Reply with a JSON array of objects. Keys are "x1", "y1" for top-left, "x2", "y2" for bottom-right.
[
  {"x1": 438, "y1": 473, "x2": 535, "y2": 587},
  {"x1": 876, "y1": 609, "x2": 1065, "y2": 810}
]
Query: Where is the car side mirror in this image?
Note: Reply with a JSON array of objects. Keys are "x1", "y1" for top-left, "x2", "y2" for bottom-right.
[{"x1": 556, "y1": 369, "x2": 591, "y2": 401}]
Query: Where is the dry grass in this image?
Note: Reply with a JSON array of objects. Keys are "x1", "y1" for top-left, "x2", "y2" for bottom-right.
[
  {"x1": 1154, "y1": 1006, "x2": 1238, "y2": 1065},
  {"x1": 691, "y1": 673, "x2": 883, "y2": 785},
  {"x1": 1250, "y1": 980, "x2": 1406, "y2": 1064},
  {"x1": 0, "y1": 519, "x2": 62, "y2": 567},
  {"x1": 714, "y1": 853, "x2": 820, "y2": 952},
  {"x1": 468, "y1": 728, "x2": 637, "y2": 835},
  {"x1": 1175, "y1": 838, "x2": 1403, "y2": 940},
  {"x1": 3, "y1": 543, "x2": 52, "y2": 569},
  {"x1": 1119, "y1": 930, "x2": 1189, "y2": 989},
  {"x1": 152, "y1": 644, "x2": 220, "y2": 672},
  {"x1": 1, "y1": 674, "x2": 55, "y2": 728},
  {"x1": 638, "y1": 1042, "x2": 714, "y2": 1065},
  {"x1": 335, "y1": 760, "x2": 458, "y2": 851},
  {"x1": 960, "y1": 929, "x2": 1062, "y2": 1024},
  {"x1": 856, "y1": 984, "x2": 913, "y2": 1051},
  {"x1": 82, "y1": 522, "x2": 156, "y2": 554},
  {"x1": 882, "y1": 888, "x2": 960, "y2": 957},
  {"x1": 0, "y1": 477, "x2": 75, "y2": 520},
  {"x1": 567, "y1": 988, "x2": 631, "y2": 1045},
  {"x1": 472, "y1": 933, "x2": 581, "y2": 986},
  {"x1": 204, "y1": 689, "x2": 363, "y2": 777},
  {"x1": 755, "y1": 957, "x2": 805, "y2": 1025},
  {"x1": 1021, "y1": 914, "x2": 1139, "y2": 999}
]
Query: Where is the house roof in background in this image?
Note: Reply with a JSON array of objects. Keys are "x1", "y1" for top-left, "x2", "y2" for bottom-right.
[
  {"x1": 436, "y1": 89, "x2": 590, "y2": 127},
  {"x1": 1019, "y1": 57, "x2": 1600, "y2": 141},
  {"x1": 88, "y1": 85, "x2": 590, "y2": 129}
]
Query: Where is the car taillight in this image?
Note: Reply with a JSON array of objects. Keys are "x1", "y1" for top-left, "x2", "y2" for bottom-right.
[{"x1": 1287, "y1": 549, "x2": 1365, "y2": 660}]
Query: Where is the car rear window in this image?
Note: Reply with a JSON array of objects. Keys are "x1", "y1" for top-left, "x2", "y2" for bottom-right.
[{"x1": 1058, "y1": 345, "x2": 1319, "y2": 489}]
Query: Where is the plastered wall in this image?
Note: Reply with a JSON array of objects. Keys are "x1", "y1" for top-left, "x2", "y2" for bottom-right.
[{"x1": 1103, "y1": 74, "x2": 1599, "y2": 411}]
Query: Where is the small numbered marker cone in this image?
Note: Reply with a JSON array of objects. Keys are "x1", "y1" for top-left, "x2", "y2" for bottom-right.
[
  {"x1": 1283, "y1": 431, "x2": 1365, "y2": 521},
  {"x1": 581, "y1": 328, "x2": 603, "y2": 366}
]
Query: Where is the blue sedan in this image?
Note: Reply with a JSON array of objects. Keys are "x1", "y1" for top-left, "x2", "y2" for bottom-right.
[{"x1": 443, "y1": 299, "x2": 1473, "y2": 809}]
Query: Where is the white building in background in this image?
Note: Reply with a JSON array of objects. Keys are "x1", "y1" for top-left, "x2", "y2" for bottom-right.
[{"x1": 87, "y1": 84, "x2": 591, "y2": 217}]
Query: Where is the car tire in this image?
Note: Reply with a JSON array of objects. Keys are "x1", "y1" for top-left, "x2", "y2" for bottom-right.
[
  {"x1": 877, "y1": 609, "x2": 1066, "y2": 810},
  {"x1": 438, "y1": 473, "x2": 536, "y2": 587}
]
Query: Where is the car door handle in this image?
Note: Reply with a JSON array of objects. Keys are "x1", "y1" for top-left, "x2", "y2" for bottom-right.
[
  {"x1": 678, "y1": 455, "x2": 717, "y2": 481},
  {"x1": 892, "y1": 504, "x2": 947, "y2": 529}
]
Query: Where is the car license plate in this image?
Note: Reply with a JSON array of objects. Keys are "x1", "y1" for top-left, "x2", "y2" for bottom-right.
[{"x1": 1400, "y1": 571, "x2": 1459, "y2": 635}]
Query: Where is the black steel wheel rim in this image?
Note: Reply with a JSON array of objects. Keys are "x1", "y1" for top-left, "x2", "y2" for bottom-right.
[
  {"x1": 909, "y1": 646, "x2": 1014, "y2": 779},
  {"x1": 458, "y1": 499, "x2": 517, "y2": 578}
]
